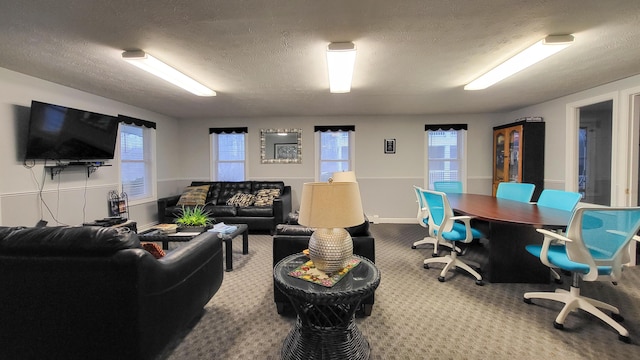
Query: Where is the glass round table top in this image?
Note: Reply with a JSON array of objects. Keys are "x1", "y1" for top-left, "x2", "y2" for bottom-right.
[{"x1": 274, "y1": 253, "x2": 380, "y2": 305}]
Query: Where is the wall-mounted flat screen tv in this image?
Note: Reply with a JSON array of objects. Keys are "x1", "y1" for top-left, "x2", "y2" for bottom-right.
[{"x1": 25, "y1": 100, "x2": 119, "y2": 161}]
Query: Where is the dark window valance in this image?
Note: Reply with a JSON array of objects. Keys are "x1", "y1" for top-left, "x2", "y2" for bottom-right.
[
  {"x1": 424, "y1": 124, "x2": 467, "y2": 131},
  {"x1": 118, "y1": 115, "x2": 156, "y2": 129},
  {"x1": 209, "y1": 127, "x2": 248, "y2": 134},
  {"x1": 314, "y1": 125, "x2": 355, "y2": 132}
]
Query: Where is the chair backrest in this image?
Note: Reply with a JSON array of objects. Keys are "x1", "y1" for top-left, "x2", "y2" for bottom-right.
[
  {"x1": 413, "y1": 185, "x2": 429, "y2": 227},
  {"x1": 536, "y1": 189, "x2": 582, "y2": 212},
  {"x1": 433, "y1": 181, "x2": 463, "y2": 194},
  {"x1": 421, "y1": 189, "x2": 475, "y2": 240},
  {"x1": 564, "y1": 207, "x2": 640, "y2": 281},
  {"x1": 496, "y1": 182, "x2": 535, "y2": 203}
]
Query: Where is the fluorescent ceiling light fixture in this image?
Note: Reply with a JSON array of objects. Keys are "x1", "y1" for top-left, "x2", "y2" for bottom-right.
[
  {"x1": 121, "y1": 50, "x2": 216, "y2": 96},
  {"x1": 326, "y1": 42, "x2": 356, "y2": 93},
  {"x1": 464, "y1": 35, "x2": 574, "y2": 91}
]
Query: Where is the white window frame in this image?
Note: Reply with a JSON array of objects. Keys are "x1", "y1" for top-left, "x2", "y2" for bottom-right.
[
  {"x1": 425, "y1": 129, "x2": 467, "y2": 190},
  {"x1": 119, "y1": 123, "x2": 156, "y2": 204},
  {"x1": 315, "y1": 130, "x2": 355, "y2": 182},
  {"x1": 211, "y1": 132, "x2": 247, "y2": 181}
]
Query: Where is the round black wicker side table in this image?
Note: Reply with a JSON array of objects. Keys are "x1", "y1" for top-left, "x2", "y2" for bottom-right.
[{"x1": 274, "y1": 253, "x2": 381, "y2": 360}]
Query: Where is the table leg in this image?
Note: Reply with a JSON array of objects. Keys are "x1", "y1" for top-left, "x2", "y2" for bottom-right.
[
  {"x1": 242, "y1": 229, "x2": 249, "y2": 255},
  {"x1": 487, "y1": 222, "x2": 549, "y2": 283},
  {"x1": 224, "y1": 238, "x2": 233, "y2": 272}
]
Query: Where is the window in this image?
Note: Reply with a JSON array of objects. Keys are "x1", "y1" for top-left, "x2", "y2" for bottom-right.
[
  {"x1": 211, "y1": 129, "x2": 246, "y2": 181},
  {"x1": 426, "y1": 127, "x2": 466, "y2": 190},
  {"x1": 120, "y1": 123, "x2": 155, "y2": 201},
  {"x1": 316, "y1": 126, "x2": 354, "y2": 182}
]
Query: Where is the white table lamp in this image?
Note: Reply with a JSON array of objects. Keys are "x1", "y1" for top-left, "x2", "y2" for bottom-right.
[{"x1": 298, "y1": 181, "x2": 364, "y2": 273}]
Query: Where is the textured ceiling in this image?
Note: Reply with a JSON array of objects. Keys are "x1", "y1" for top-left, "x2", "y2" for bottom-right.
[{"x1": 1, "y1": 1, "x2": 639, "y2": 119}]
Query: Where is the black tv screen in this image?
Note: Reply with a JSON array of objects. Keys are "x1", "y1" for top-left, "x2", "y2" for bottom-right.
[{"x1": 25, "y1": 101, "x2": 119, "y2": 161}]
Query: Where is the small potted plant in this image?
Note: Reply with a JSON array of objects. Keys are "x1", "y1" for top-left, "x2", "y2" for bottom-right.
[{"x1": 175, "y1": 205, "x2": 214, "y2": 233}]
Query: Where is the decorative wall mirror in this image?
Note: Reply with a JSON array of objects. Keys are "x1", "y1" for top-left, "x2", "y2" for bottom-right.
[{"x1": 260, "y1": 128, "x2": 302, "y2": 164}]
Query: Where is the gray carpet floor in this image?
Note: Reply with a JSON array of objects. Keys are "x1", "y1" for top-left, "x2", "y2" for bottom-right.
[{"x1": 161, "y1": 223, "x2": 640, "y2": 359}]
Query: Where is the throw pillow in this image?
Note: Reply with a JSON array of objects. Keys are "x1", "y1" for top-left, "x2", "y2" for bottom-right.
[
  {"x1": 253, "y1": 188, "x2": 281, "y2": 206},
  {"x1": 226, "y1": 192, "x2": 256, "y2": 207},
  {"x1": 176, "y1": 185, "x2": 210, "y2": 206},
  {"x1": 141, "y1": 242, "x2": 165, "y2": 259}
]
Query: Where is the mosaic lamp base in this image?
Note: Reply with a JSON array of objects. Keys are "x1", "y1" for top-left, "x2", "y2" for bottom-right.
[{"x1": 308, "y1": 228, "x2": 353, "y2": 274}]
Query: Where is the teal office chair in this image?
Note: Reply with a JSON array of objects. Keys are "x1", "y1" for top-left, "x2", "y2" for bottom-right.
[
  {"x1": 496, "y1": 182, "x2": 535, "y2": 203},
  {"x1": 421, "y1": 189, "x2": 483, "y2": 285},
  {"x1": 536, "y1": 189, "x2": 582, "y2": 212},
  {"x1": 535, "y1": 189, "x2": 583, "y2": 283},
  {"x1": 411, "y1": 186, "x2": 461, "y2": 256},
  {"x1": 433, "y1": 181, "x2": 463, "y2": 194},
  {"x1": 524, "y1": 207, "x2": 640, "y2": 342}
]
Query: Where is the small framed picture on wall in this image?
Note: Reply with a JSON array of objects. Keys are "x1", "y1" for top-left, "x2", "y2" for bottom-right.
[{"x1": 384, "y1": 138, "x2": 396, "y2": 154}]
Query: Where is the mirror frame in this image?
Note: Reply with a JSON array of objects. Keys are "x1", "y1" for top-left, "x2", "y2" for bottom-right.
[{"x1": 260, "y1": 128, "x2": 302, "y2": 164}]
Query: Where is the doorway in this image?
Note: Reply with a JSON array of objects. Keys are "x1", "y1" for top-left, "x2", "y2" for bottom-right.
[{"x1": 578, "y1": 100, "x2": 613, "y2": 205}]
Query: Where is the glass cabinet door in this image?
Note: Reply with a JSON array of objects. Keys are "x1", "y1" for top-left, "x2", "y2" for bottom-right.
[
  {"x1": 494, "y1": 131, "x2": 505, "y2": 183},
  {"x1": 508, "y1": 128, "x2": 521, "y2": 181}
]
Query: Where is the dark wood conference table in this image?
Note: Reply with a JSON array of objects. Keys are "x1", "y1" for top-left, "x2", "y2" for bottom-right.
[{"x1": 447, "y1": 193, "x2": 572, "y2": 283}]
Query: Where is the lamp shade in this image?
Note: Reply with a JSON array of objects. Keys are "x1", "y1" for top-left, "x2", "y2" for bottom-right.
[
  {"x1": 298, "y1": 182, "x2": 364, "y2": 228},
  {"x1": 331, "y1": 170, "x2": 357, "y2": 182}
]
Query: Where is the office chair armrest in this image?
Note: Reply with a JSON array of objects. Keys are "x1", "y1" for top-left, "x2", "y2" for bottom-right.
[
  {"x1": 450, "y1": 215, "x2": 472, "y2": 222},
  {"x1": 536, "y1": 228, "x2": 572, "y2": 268},
  {"x1": 450, "y1": 215, "x2": 473, "y2": 241},
  {"x1": 536, "y1": 228, "x2": 572, "y2": 242},
  {"x1": 606, "y1": 230, "x2": 640, "y2": 243}
]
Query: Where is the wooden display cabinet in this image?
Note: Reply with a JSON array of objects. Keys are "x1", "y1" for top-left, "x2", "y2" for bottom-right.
[{"x1": 492, "y1": 120, "x2": 545, "y2": 201}]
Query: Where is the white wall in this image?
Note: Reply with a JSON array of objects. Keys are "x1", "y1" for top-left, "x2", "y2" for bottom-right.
[
  {"x1": 0, "y1": 67, "x2": 178, "y2": 228},
  {"x1": 507, "y1": 73, "x2": 640, "y2": 204},
  {"x1": 176, "y1": 114, "x2": 499, "y2": 222},
  {"x1": 4, "y1": 63, "x2": 640, "y2": 227}
]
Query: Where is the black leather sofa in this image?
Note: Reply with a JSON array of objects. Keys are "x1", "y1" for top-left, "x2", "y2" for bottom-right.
[
  {"x1": 158, "y1": 181, "x2": 292, "y2": 233},
  {"x1": 272, "y1": 215, "x2": 376, "y2": 316},
  {"x1": 0, "y1": 226, "x2": 224, "y2": 360}
]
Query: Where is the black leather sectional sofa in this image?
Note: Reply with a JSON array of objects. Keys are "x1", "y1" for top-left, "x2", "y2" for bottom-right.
[
  {"x1": 157, "y1": 180, "x2": 292, "y2": 233},
  {"x1": 0, "y1": 225, "x2": 223, "y2": 360}
]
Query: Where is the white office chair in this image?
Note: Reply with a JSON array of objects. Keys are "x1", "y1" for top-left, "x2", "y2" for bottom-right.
[
  {"x1": 523, "y1": 207, "x2": 640, "y2": 342},
  {"x1": 495, "y1": 182, "x2": 535, "y2": 203},
  {"x1": 534, "y1": 189, "x2": 583, "y2": 284},
  {"x1": 421, "y1": 189, "x2": 483, "y2": 285},
  {"x1": 411, "y1": 186, "x2": 461, "y2": 256}
]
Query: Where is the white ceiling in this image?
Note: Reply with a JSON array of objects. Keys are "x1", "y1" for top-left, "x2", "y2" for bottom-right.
[{"x1": 1, "y1": 0, "x2": 639, "y2": 119}]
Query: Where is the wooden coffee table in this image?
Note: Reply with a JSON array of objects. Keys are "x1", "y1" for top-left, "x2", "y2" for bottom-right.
[{"x1": 138, "y1": 223, "x2": 249, "y2": 272}]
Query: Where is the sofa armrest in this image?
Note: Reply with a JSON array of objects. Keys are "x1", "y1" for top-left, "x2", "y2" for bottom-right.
[
  {"x1": 157, "y1": 195, "x2": 181, "y2": 223},
  {"x1": 137, "y1": 232, "x2": 223, "y2": 293},
  {"x1": 273, "y1": 186, "x2": 292, "y2": 225}
]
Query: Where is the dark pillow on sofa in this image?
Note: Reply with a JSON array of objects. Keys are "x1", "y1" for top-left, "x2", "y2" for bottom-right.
[
  {"x1": 141, "y1": 242, "x2": 165, "y2": 259},
  {"x1": 253, "y1": 188, "x2": 281, "y2": 206},
  {"x1": 176, "y1": 185, "x2": 210, "y2": 206},
  {"x1": 226, "y1": 193, "x2": 256, "y2": 207},
  {"x1": 0, "y1": 226, "x2": 140, "y2": 255}
]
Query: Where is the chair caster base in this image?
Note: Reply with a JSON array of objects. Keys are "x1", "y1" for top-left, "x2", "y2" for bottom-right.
[
  {"x1": 554, "y1": 278, "x2": 563, "y2": 284},
  {"x1": 553, "y1": 321, "x2": 564, "y2": 330},
  {"x1": 432, "y1": 253, "x2": 439, "y2": 257},
  {"x1": 523, "y1": 297, "x2": 533, "y2": 304},
  {"x1": 411, "y1": 245, "x2": 417, "y2": 249},
  {"x1": 437, "y1": 276, "x2": 445, "y2": 282},
  {"x1": 423, "y1": 264, "x2": 429, "y2": 269},
  {"x1": 612, "y1": 312, "x2": 624, "y2": 323},
  {"x1": 619, "y1": 334, "x2": 631, "y2": 343},
  {"x1": 475, "y1": 280, "x2": 484, "y2": 286}
]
